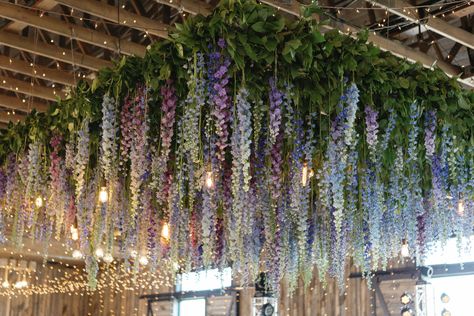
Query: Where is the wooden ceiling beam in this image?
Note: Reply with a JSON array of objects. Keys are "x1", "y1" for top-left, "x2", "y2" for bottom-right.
[
  {"x1": 0, "y1": 93, "x2": 49, "y2": 113},
  {"x1": 55, "y1": 0, "x2": 169, "y2": 39},
  {"x1": 0, "y1": 2, "x2": 146, "y2": 57},
  {"x1": 0, "y1": 55, "x2": 76, "y2": 86},
  {"x1": 0, "y1": 75, "x2": 65, "y2": 102},
  {"x1": 3, "y1": 0, "x2": 58, "y2": 34},
  {"x1": 0, "y1": 111, "x2": 24, "y2": 124},
  {"x1": 370, "y1": 0, "x2": 474, "y2": 50},
  {"x1": 0, "y1": 31, "x2": 113, "y2": 71},
  {"x1": 154, "y1": 0, "x2": 213, "y2": 16}
]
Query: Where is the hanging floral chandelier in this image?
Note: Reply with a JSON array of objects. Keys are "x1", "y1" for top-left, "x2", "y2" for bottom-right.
[{"x1": 0, "y1": 0, "x2": 472, "y2": 295}]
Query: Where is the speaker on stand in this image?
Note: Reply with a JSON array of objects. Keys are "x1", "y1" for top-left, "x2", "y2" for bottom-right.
[{"x1": 252, "y1": 273, "x2": 278, "y2": 316}]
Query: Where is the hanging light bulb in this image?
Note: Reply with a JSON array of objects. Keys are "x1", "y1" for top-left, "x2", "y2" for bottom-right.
[
  {"x1": 103, "y1": 253, "x2": 114, "y2": 264},
  {"x1": 302, "y1": 163, "x2": 308, "y2": 186},
  {"x1": 70, "y1": 226, "x2": 79, "y2": 241},
  {"x1": 99, "y1": 187, "x2": 108, "y2": 203},
  {"x1": 95, "y1": 247, "x2": 104, "y2": 258},
  {"x1": 72, "y1": 249, "x2": 83, "y2": 259},
  {"x1": 401, "y1": 239, "x2": 410, "y2": 258},
  {"x1": 161, "y1": 222, "x2": 170, "y2": 240},
  {"x1": 35, "y1": 196, "x2": 43, "y2": 208},
  {"x1": 457, "y1": 199, "x2": 465, "y2": 216},
  {"x1": 138, "y1": 255, "x2": 149, "y2": 266},
  {"x1": 205, "y1": 171, "x2": 213, "y2": 189},
  {"x1": 130, "y1": 249, "x2": 138, "y2": 258}
]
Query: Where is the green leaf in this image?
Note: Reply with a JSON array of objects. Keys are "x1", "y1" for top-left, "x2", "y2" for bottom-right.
[
  {"x1": 251, "y1": 21, "x2": 266, "y2": 33},
  {"x1": 458, "y1": 95, "x2": 471, "y2": 110},
  {"x1": 399, "y1": 77, "x2": 410, "y2": 89},
  {"x1": 312, "y1": 31, "x2": 325, "y2": 43},
  {"x1": 51, "y1": 108, "x2": 60, "y2": 116}
]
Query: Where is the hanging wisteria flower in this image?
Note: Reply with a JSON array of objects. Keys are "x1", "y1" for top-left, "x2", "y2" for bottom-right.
[
  {"x1": 365, "y1": 105, "x2": 379, "y2": 161},
  {"x1": 74, "y1": 119, "x2": 90, "y2": 202},
  {"x1": 424, "y1": 110, "x2": 437, "y2": 161},
  {"x1": 236, "y1": 87, "x2": 252, "y2": 192},
  {"x1": 49, "y1": 134, "x2": 68, "y2": 238},
  {"x1": 129, "y1": 86, "x2": 149, "y2": 224},
  {"x1": 269, "y1": 78, "x2": 283, "y2": 146},
  {"x1": 100, "y1": 94, "x2": 118, "y2": 179},
  {"x1": 119, "y1": 96, "x2": 133, "y2": 169},
  {"x1": 210, "y1": 52, "x2": 231, "y2": 162},
  {"x1": 159, "y1": 80, "x2": 177, "y2": 159}
]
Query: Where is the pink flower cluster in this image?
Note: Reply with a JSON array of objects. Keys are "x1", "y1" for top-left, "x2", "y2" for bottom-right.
[{"x1": 159, "y1": 80, "x2": 177, "y2": 157}]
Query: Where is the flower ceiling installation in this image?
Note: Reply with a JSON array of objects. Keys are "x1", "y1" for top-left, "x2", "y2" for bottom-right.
[{"x1": 0, "y1": 0, "x2": 473, "y2": 294}]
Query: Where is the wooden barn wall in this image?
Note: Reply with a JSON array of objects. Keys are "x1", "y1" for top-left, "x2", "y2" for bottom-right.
[{"x1": 0, "y1": 262, "x2": 375, "y2": 316}]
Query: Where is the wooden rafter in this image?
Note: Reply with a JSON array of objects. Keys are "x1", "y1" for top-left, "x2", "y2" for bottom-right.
[
  {"x1": 2, "y1": 0, "x2": 58, "y2": 33},
  {"x1": 0, "y1": 54, "x2": 75, "y2": 86},
  {"x1": 370, "y1": 0, "x2": 474, "y2": 50},
  {"x1": 0, "y1": 2, "x2": 146, "y2": 57},
  {"x1": 55, "y1": 0, "x2": 169, "y2": 39},
  {"x1": 0, "y1": 111, "x2": 24, "y2": 124},
  {"x1": 0, "y1": 75, "x2": 65, "y2": 102},
  {"x1": 0, "y1": 31, "x2": 113, "y2": 71},
  {"x1": 0, "y1": 93, "x2": 49, "y2": 113},
  {"x1": 155, "y1": 0, "x2": 213, "y2": 16}
]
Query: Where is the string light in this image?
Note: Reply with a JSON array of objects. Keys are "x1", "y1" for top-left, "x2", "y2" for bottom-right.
[
  {"x1": 95, "y1": 247, "x2": 104, "y2": 258},
  {"x1": 72, "y1": 250, "x2": 83, "y2": 259},
  {"x1": 103, "y1": 253, "x2": 114, "y2": 264},
  {"x1": 138, "y1": 255, "x2": 149, "y2": 266}
]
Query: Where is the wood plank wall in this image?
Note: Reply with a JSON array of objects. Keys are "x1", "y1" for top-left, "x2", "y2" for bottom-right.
[{"x1": 0, "y1": 262, "x2": 373, "y2": 316}]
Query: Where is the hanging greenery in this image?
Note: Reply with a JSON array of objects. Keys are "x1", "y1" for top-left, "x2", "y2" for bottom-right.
[{"x1": 0, "y1": 0, "x2": 473, "y2": 292}]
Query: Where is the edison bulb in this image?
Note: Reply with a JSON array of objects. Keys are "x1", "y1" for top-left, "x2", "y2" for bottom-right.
[
  {"x1": 95, "y1": 247, "x2": 104, "y2": 258},
  {"x1": 205, "y1": 171, "x2": 213, "y2": 188},
  {"x1": 457, "y1": 200, "x2": 465, "y2": 216},
  {"x1": 138, "y1": 255, "x2": 149, "y2": 266},
  {"x1": 161, "y1": 222, "x2": 170, "y2": 240},
  {"x1": 72, "y1": 249, "x2": 83, "y2": 259},
  {"x1": 1, "y1": 280, "x2": 9, "y2": 288},
  {"x1": 35, "y1": 196, "x2": 43, "y2": 208},
  {"x1": 70, "y1": 226, "x2": 79, "y2": 241},
  {"x1": 99, "y1": 187, "x2": 108, "y2": 203},
  {"x1": 401, "y1": 242, "x2": 410, "y2": 258},
  {"x1": 302, "y1": 164, "x2": 308, "y2": 186},
  {"x1": 103, "y1": 253, "x2": 113, "y2": 264}
]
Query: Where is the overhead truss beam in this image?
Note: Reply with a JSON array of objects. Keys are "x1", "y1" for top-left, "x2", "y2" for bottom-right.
[
  {"x1": 0, "y1": 2, "x2": 146, "y2": 57},
  {"x1": 370, "y1": 0, "x2": 474, "y2": 50},
  {"x1": 0, "y1": 31, "x2": 113, "y2": 71},
  {"x1": 55, "y1": 0, "x2": 169, "y2": 39}
]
